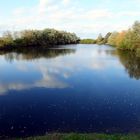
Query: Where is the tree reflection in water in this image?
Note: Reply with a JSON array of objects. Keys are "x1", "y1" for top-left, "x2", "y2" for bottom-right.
[
  {"x1": 0, "y1": 47, "x2": 76, "y2": 62},
  {"x1": 95, "y1": 48, "x2": 140, "y2": 80},
  {"x1": 117, "y1": 50, "x2": 140, "y2": 80},
  {"x1": 1, "y1": 46, "x2": 140, "y2": 80}
]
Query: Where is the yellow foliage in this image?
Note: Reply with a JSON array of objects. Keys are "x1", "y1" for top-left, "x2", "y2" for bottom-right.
[{"x1": 115, "y1": 31, "x2": 126, "y2": 47}]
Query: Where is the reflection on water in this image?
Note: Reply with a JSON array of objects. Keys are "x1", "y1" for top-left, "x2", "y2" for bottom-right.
[
  {"x1": 0, "y1": 48, "x2": 76, "y2": 94},
  {"x1": 2, "y1": 48, "x2": 76, "y2": 62},
  {"x1": 0, "y1": 44, "x2": 140, "y2": 137},
  {"x1": 117, "y1": 50, "x2": 140, "y2": 80},
  {"x1": 101, "y1": 48, "x2": 140, "y2": 80}
]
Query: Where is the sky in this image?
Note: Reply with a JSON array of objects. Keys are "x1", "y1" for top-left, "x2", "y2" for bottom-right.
[{"x1": 0, "y1": 0, "x2": 140, "y2": 38}]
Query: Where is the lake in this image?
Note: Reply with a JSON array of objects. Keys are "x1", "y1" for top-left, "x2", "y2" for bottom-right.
[{"x1": 0, "y1": 44, "x2": 140, "y2": 138}]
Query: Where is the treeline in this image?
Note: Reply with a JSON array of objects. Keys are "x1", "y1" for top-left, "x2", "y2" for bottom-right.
[
  {"x1": 80, "y1": 33, "x2": 111, "y2": 45},
  {"x1": 80, "y1": 39, "x2": 96, "y2": 44},
  {"x1": 107, "y1": 21, "x2": 140, "y2": 51},
  {"x1": 0, "y1": 29, "x2": 80, "y2": 49},
  {"x1": 81, "y1": 21, "x2": 140, "y2": 51}
]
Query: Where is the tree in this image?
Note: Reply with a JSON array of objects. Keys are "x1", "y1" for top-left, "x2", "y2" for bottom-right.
[
  {"x1": 103, "y1": 32, "x2": 112, "y2": 43},
  {"x1": 0, "y1": 29, "x2": 80, "y2": 48},
  {"x1": 115, "y1": 31, "x2": 126, "y2": 48},
  {"x1": 107, "y1": 32, "x2": 118, "y2": 46},
  {"x1": 96, "y1": 33, "x2": 104, "y2": 44}
]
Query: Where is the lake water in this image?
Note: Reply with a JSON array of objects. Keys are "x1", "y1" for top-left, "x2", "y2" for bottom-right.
[{"x1": 0, "y1": 44, "x2": 140, "y2": 137}]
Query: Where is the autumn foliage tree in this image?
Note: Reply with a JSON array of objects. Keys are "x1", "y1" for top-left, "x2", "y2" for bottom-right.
[
  {"x1": 107, "y1": 21, "x2": 140, "y2": 51},
  {"x1": 115, "y1": 31, "x2": 127, "y2": 48}
]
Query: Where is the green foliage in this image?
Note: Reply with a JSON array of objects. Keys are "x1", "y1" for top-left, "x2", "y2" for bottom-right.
[
  {"x1": 80, "y1": 39, "x2": 96, "y2": 44},
  {"x1": 95, "y1": 33, "x2": 112, "y2": 45},
  {"x1": 127, "y1": 21, "x2": 140, "y2": 50},
  {"x1": 118, "y1": 30, "x2": 133, "y2": 50},
  {"x1": 93, "y1": 21, "x2": 140, "y2": 51},
  {"x1": 107, "y1": 32, "x2": 119, "y2": 46},
  {"x1": 103, "y1": 32, "x2": 112, "y2": 44},
  {"x1": 107, "y1": 21, "x2": 140, "y2": 51},
  {"x1": 0, "y1": 31, "x2": 14, "y2": 47},
  {"x1": 96, "y1": 33, "x2": 104, "y2": 44},
  {"x1": 0, "y1": 29, "x2": 80, "y2": 49}
]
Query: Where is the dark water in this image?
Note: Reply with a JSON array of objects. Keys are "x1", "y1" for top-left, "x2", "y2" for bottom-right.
[{"x1": 0, "y1": 44, "x2": 140, "y2": 138}]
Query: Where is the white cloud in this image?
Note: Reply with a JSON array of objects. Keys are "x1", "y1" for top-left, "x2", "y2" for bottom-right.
[
  {"x1": 0, "y1": 45, "x2": 123, "y2": 95},
  {"x1": 62, "y1": 0, "x2": 70, "y2": 5},
  {"x1": 0, "y1": 0, "x2": 139, "y2": 37},
  {"x1": 84, "y1": 9, "x2": 112, "y2": 19},
  {"x1": 38, "y1": 0, "x2": 49, "y2": 14},
  {"x1": 0, "y1": 64, "x2": 69, "y2": 94},
  {"x1": 118, "y1": 11, "x2": 140, "y2": 17},
  {"x1": 13, "y1": 7, "x2": 27, "y2": 16}
]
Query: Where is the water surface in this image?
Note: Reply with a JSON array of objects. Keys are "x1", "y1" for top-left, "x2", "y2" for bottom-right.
[{"x1": 0, "y1": 44, "x2": 140, "y2": 137}]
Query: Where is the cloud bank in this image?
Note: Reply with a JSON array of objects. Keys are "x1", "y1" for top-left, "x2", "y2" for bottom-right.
[{"x1": 0, "y1": 0, "x2": 139, "y2": 38}]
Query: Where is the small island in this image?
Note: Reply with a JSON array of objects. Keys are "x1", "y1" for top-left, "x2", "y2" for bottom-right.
[{"x1": 0, "y1": 29, "x2": 80, "y2": 50}]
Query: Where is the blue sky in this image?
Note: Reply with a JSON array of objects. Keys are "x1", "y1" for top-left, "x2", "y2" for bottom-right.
[{"x1": 0, "y1": 0, "x2": 140, "y2": 38}]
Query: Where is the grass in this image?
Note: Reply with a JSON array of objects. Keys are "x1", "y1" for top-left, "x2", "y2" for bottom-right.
[{"x1": 11, "y1": 133, "x2": 140, "y2": 140}]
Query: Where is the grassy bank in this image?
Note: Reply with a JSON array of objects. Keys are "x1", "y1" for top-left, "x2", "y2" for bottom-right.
[{"x1": 11, "y1": 133, "x2": 140, "y2": 140}]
